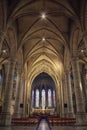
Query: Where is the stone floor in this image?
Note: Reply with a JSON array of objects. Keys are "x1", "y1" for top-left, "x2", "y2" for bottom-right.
[
  {"x1": 0, "y1": 118, "x2": 87, "y2": 130},
  {"x1": 0, "y1": 125, "x2": 87, "y2": 130}
]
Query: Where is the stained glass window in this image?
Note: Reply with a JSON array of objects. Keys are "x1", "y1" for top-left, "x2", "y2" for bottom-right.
[
  {"x1": 42, "y1": 89, "x2": 46, "y2": 109},
  {"x1": 32, "y1": 88, "x2": 56, "y2": 109},
  {"x1": 48, "y1": 89, "x2": 52, "y2": 107},
  {"x1": 53, "y1": 90, "x2": 56, "y2": 107},
  {"x1": 35, "y1": 89, "x2": 39, "y2": 107}
]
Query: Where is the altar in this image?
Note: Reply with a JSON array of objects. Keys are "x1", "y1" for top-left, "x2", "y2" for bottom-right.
[{"x1": 31, "y1": 108, "x2": 55, "y2": 116}]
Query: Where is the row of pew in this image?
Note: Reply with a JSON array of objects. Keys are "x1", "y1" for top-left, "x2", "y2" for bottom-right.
[
  {"x1": 12, "y1": 116, "x2": 76, "y2": 125},
  {"x1": 12, "y1": 117, "x2": 39, "y2": 125},
  {"x1": 48, "y1": 117, "x2": 76, "y2": 125}
]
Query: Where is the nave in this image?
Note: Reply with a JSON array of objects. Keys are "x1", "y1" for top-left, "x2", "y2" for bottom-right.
[{"x1": 0, "y1": 0, "x2": 87, "y2": 127}]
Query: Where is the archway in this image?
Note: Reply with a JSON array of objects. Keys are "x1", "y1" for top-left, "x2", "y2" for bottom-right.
[{"x1": 30, "y1": 72, "x2": 56, "y2": 116}]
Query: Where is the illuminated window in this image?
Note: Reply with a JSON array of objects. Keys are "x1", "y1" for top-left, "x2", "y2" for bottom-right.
[
  {"x1": 35, "y1": 89, "x2": 39, "y2": 107},
  {"x1": 53, "y1": 90, "x2": 56, "y2": 107},
  {"x1": 32, "y1": 90, "x2": 34, "y2": 107},
  {"x1": 42, "y1": 89, "x2": 46, "y2": 109},
  {"x1": 48, "y1": 89, "x2": 52, "y2": 107}
]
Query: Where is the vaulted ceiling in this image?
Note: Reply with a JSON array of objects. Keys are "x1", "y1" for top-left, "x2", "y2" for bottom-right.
[{"x1": 0, "y1": 0, "x2": 86, "y2": 83}]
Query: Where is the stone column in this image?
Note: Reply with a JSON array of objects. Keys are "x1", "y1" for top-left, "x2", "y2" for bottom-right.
[
  {"x1": 22, "y1": 75, "x2": 26, "y2": 117},
  {"x1": 20, "y1": 77, "x2": 24, "y2": 117},
  {"x1": 0, "y1": 59, "x2": 16, "y2": 126},
  {"x1": 13, "y1": 65, "x2": 23, "y2": 118},
  {"x1": 0, "y1": 31, "x2": 6, "y2": 52},
  {"x1": 24, "y1": 79, "x2": 28, "y2": 117},
  {"x1": 56, "y1": 97, "x2": 59, "y2": 116},
  {"x1": 63, "y1": 74, "x2": 68, "y2": 117},
  {"x1": 56, "y1": 83, "x2": 60, "y2": 116},
  {"x1": 60, "y1": 81, "x2": 64, "y2": 117},
  {"x1": 65, "y1": 68, "x2": 75, "y2": 118},
  {"x1": 71, "y1": 56, "x2": 87, "y2": 124}
]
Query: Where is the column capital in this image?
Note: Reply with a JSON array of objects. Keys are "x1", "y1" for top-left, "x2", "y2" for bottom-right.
[
  {"x1": 16, "y1": 64, "x2": 22, "y2": 74},
  {"x1": 65, "y1": 67, "x2": 70, "y2": 73},
  {"x1": 8, "y1": 57, "x2": 17, "y2": 63},
  {"x1": 71, "y1": 49, "x2": 79, "y2": 58},
  {"x1": 71, "y1": 55, "x2": 79, "y2": 62},
  {"x1": 64, "y1": 66, "x2": 71, "y2": 75}
]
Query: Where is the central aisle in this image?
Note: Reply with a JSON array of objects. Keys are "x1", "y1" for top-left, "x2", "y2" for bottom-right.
[{"x1": 36, "y1": 119, "x2": 51, "y2": 130}]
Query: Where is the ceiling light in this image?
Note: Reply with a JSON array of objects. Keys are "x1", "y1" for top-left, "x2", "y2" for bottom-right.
[
  {"x1": 81, "y1": 49, "x2": 84, "y2": 53},
  {"x1": 41, "y1": 13, "x2": 46, "y2": 19},
  {"x1": 3, "y1": 49, "x2": 6, "y2": 53},
  {"x1": 42, "y1": 37, "x2": 45, "y2": 41}
]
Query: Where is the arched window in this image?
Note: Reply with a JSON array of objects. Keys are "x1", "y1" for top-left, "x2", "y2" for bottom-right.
[
  {"x1": 32, "y1": 90, "x2": 34, "y2": 107},
  {"x1": 53, "y1": 90, "x2": 56, "y2": 107},
  {"x1": 42, "y1": 89, "x2": 46, "y2": 109},
  {"x1": 48, "y1": 89, "x2": 52, "y2": 107},
  {"x1": 35, "y1": 89, "x2": 39, "y2": 107}
]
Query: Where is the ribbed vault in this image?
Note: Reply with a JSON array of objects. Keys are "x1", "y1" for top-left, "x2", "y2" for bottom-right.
[{"x1": 0, "y1": 0, "x2": 85, "y2": 92}]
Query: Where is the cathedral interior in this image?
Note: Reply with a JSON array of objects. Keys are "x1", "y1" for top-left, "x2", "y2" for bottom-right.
[{"x1": 0, "y1": 0, "x2": 87, "y2": 130}]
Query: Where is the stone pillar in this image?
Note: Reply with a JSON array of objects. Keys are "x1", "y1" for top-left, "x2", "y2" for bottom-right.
[
  {"x1": 56, "y1": 97, "x2": 59, "y2": 116},
  {"x1": 60, "y1": 81, "x2": 64, "y2": 117},
  {"x1": 55, "y1": 83, "x2": 59, "y2": 116},
  {"x1": 65, "y1": 68, "x2": 75, "y2": 118},
  {"x1": 0, "y1": 59, "x2": 16, "y2": 126},
  {"x1": 28, "y1": 84, "x2": 32, "y2": 117},
  {"x1": 0, "y1": 31, "x2": 5, "y2": 52},
  {"x1": 63, "y1": 74, "x2": 68, "y2": 117},
  {"x1": 20, "y1": 77, "x2": 24, "y2": 117},
  {"x1": 22, "y1": 78, "x2": 26, "y2": 117},
  {"x1": 13, "y1": 65, "x2": 23, "y2": 118},
  {"x1": 24, "y1": 79, "x2": 28, "y2": 117},
  {"x1": 71, "y1": 56, "x2": 87, "y2": 124}
]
